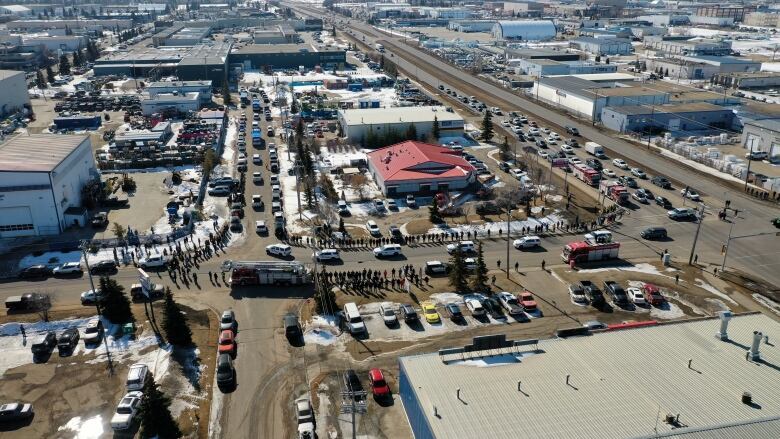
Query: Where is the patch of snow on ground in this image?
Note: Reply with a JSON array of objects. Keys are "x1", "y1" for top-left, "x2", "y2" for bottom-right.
[
  {"x1": 57, "y1": 414, "x2": 104, "y2": 439},
  {"x1": 576, "y1": 263, "x2": 675, "y2": 279},
  {"x1": 430, "y1": 292, "x2": 464, "y2": 304},
  {"x1": 664, "y1": 291, "x2": 707, "y2": 316},
  {"x1": 694, "y1": 278, "x2": 738, "y2": 305},
  {"x1": 650, "y1": 303, "x2": 686, "y2": 320},
  {"x1": 753, "y1": 294, "x2": 780, "y2": 316},
  {"x1": 304, "y1": 328, "x2": 339, "y2": 346},
  {"x1": 0, "y1": 317, "x2": 95, "y2": 376},
  {"x1": 704, "y1": 298, "x2": 731, "y2": 312},
  {"x1": 426, "y1": 212, "x2": 565, "y2": 236}
]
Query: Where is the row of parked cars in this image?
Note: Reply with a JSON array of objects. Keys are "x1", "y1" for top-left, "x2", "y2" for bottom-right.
[
  {"x1": 568, "y1": 280, "x2": 665, "y2": 308},
  {"x1": 217, "y1": 310, "x2": 238, "y2": 392},
  {"x1": 108, "y1": 363, "x2": 152, "y2": 430}
]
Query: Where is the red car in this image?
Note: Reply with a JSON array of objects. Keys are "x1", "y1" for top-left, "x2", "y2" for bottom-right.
[
  {"x1": 518, "y1": 291, "x2": 537, "y2": 311},
  {"x1": 641, "y1": 283, "x2": 665, "y2": 305},
  {"x1": 368, "y1": 368, "x2": 390, "y2": 398},
  {"x1": 218, "y1": 330, "x2": 236, "y2": 355}
]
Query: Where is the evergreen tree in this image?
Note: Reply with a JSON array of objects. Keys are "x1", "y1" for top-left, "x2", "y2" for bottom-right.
[
  {"x1": 470, "y1": 242, "x2": 489, "y2": 292},
  {"x1": 303, "y1": 182, "x2": 315, "y2": 208},
  {"x1": 161, "y1": 288, "x2": 192, "y2": 346},
  {"x1": 319, "y1": 173, "x2": 338, "y2": 202},
  {"x1": 429, "y1": 200, "x2": 442, "y2": 223},
  {"x1": 290, "y1": 98, "x2": 299, "y2": 114},
  {"x1": 499, "y1": 135, "x2": 511, "y2": 160},
  {"x1": 405, "y1": 123, "x2": 417, "y2": 141},
  {"x1": 448, "y1": 249, "x2": 468, "y2": 292},
  {"x1": 139, "y1": 375, "x2": 182, "y2": 439},
  {"x1": 36, "y1": 71, "x2": 47, "y2": 89},
  {"x1": 431, "y1": 115, "x2": 440, "y2": 141},
  {"x1": 480, "y1": 110, "x2": 493, "y2": 141},
  {"x1": 73, "y1": 50, "x2": 83, "y2": 67},
  {"x1": 222, "y1": 80, "x2": 232, "y2": 105},
  {"x1": 338, "y1": 217, "x2": 346, "y2": 233},
  {"x1": 99, "y1": 277, "x2": 133, "y2": 324},
  {"x1": 59, "y1": 54, "x2": 71, "y2": 75},
  {"x1": 45, "y1": 65, "x2": 54, "y2": 83}
]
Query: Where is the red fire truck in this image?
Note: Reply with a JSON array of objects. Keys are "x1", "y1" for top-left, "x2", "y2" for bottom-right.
[
  {"x1": 599, "y1": 180, "x2": 629, "y2": 205},
  {"x1": 561, "y1": 230, "x2": 620, "y2": 265},
  {"x1": 221, "y1": 260, "x2": 311, "y2": 286},
  {"x1": 571, "y1": 163, "x2": 601, "y2": 186}
]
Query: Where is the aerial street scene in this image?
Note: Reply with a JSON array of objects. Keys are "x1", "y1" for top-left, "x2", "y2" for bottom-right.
[{"x1": 0, "y1": 0, "x2": 780, "y2": 438}]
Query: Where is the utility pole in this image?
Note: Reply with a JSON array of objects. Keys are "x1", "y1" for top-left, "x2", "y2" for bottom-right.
[
  {"x1": 646, "y1": 105, "x2": 655, "y2": 150},
  {"x1": 721, "y1": 221, "x2": 734, "y2": 272},
  {"x1": 687, "y1": 203, "x2": 706, "y2": 265},
  {"x1": 80, "y1": 240, "x2": 100, "y2": 316},
  {"x1": 744, "y1": 143, "x2": 755, "y2": 191},
  {"x1": 505, "y1": 208, "x2": 511, "y2": 279}
]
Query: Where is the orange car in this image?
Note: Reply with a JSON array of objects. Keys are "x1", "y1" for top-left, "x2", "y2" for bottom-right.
[{"x1": 218, "y1": 330, "x2": 236, "y2": 356}]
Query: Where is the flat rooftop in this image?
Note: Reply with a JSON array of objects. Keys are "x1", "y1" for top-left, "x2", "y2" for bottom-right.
[
  {"x1": 340, "y1": 106, "x2": 462, "y2": 125},
  {"x1": 400, "y1": 313, "x2": 780, "y2": 439},
  {"x1": 607, "y1": 102, "x2": 731, "y2": 115},
  {"x1": 97, "y1": 42, "x2": 230, "y2": 64},
  {"x1": 233, "y1": 43, "x2": 341, "y2": 54},
  {"x1": 0, "y1": 134, "x2": 88, "y2": 172}
]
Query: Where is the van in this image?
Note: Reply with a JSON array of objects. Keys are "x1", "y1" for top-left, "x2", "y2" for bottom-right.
[
  {"x1": 746, "y1": 150, "x2": 768, "y2": 160},
  {"x1": 126, "y1": 363, "x2": 149, "y2": 391},
  {"x1": 640, "y1": 227, "x2": 667, "y2": 240},
  {"x1": 283, "y1": 313, "x2": 302, "y2": 340},
  {"x1": 343, "y1": 303, "x2": 365, "y2": 334}
]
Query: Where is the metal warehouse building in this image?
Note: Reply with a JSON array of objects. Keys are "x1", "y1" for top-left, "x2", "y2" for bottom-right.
[
  {"x1": 0, "y1": 70, "x2": 30, "y2": 117},
  {"x1": 229, "y1": 44, "x2": 346, "y2": 70},
  {"x1": 601, "y1": 102, "x2": 736, "y2": 134},
  {"x1": 338, "y1": 106, "x2": 464, "y2": 144},
  {"x1": 0, "y1": 135, "x2": 97, "y2": 237},
  {"x1": 491, "y1": 20, "x2": 557, "y2": 41},
  {"x1": 399, "y1": 313, "x2": 780, "y2": 439}
]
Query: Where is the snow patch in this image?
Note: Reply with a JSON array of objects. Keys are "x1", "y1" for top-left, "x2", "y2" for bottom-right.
[
  {"x1": 693, "y1": 278, "x2": 738, "y2": 305},
  {"x1": 57, "y1": 414, "x2": 104, "y2": 439},
  {"x1": 650, "y1": 303, "x2": 686, "y2": 320},
  {"x1": 429, "y1": 293, "x2": 464, "y2": 305},
  {"x1": 753, "y1": 294, "x2": 780, "y2": 316},
  {"x1": 576, "y1": 263, "x2": 675, "y2": 279}
]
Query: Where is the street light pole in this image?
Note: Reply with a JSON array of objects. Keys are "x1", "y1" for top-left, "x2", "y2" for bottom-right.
[
  {"x1": 687, "y1": 203, "x2": 706, "y2": 265},
  {"x1": 721, "y1": 221, "x2": 735, "y2": 272},
  {"x1": 80, "y1": 240, "x2": 100, "y2": 316},
  {"x1": 505, "y1": 209, "x2": 511, "y2": 279}
]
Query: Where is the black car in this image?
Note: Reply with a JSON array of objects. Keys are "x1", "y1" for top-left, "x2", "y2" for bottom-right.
[
  {"x1": 89, "y1": 260, "x2": 117, "y2": 275},
  {"x1": 283, "y1": 313, "x2": 302, "y2": 341},
  {"x1": 604, "y1": 281, "x2": 629, "y2": 305},
  {"x1": 18, "y1": 265, "x2": 53, "y2": 279},
  {"x1": 641, "y1": 227, "x2": 668, "y2": 240},
  {"x1": 651, "y1": 176, "x2": 672, "y2": 189},
  {"x1": 655, "y1": 196, "x2": 672, "y2": 209},
  {"x1": 618, "y1": 175, "x2": 638, "y2": 189},
  {"x1": 57, "y1": 328, "x2": 79, "y2": 354},
  {"x1": 0, "y1": 403, "x2": 34, "y2": 423},
  {"x1": 31, "y1": 332, "x2": 57, "y2": 356},
  {"x1": 498, "y1": 162, "x2": 511, "y2": 172},
  {"x1": 483, "y1": 297, "x2": 504, "y2": 319},
  {"x1": 216, "y1": 353, "x2": 235, "y2": 389},
  {"x1": 400, "y1": 304, "x2": 418, "y2": 323},
  {"x1": 581, "y1": 281, "x2": 605, "y2": 307},
  {"x1": 535, "y1": 139, "x2": 547, "y2": 148},
  {"x1": 445, "y1": 303, "x2": 464, "y2": 321},
  {"x1": 389, "y1": 226, "x2": 404, "y2": 243},
  {"x1": 343, "y1": 369, "x2": 365, "y2": 399},
  {"x1": 586, "y1": 158, "x2": 603, "y2": 171}
]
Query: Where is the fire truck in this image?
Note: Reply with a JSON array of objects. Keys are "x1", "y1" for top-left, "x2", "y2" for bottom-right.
[
  {"x1": 561, "y1": 230, "x2": 620, "y2": 265},
  {"x1": 221, "y1": 260, "x2": 311, "y2": 286},
  {"x1": 571, "y1": 163, "x2": 601, "y2": 186},
  {"x1": 599, "y1": 180, "x2": 629, "y2": 205}
]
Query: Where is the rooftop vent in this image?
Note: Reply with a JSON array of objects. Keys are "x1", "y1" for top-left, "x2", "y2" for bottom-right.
[
  {"x1": 716, "y1": 310, "x2": 733, "y2": 340},
  {"x1": 749, "y1": 331, "x2": 762, "y2": 361}
]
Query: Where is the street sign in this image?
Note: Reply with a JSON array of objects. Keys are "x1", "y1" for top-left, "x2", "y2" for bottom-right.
[{"x1": 138, "y1": 268, "x2": 152, "y2": 298}]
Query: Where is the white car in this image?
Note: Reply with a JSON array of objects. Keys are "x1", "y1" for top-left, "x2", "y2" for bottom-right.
[
  {"x1": 680, "y1": 188, "x2": 701, "y2": 201},
  {"x1": 53, "y1": 262, "x2": 82, "y2": 275},
  {"x1": 379, "y1": 303, "x2": 398, "y2": 326},
  {"x1": 630, "y1": 167, "x2": 647, "y2": 179},
  {"x1": 138, "y1": 254, "x2": 167, "y2": 269},
  {"x1": 314, "y1": 249, "x2": 340, "y2": 261},
  {"x1": 465, "y1": 298, "x2": 486, "y2": 316},
  {"x1": 373, "y1": 199, "x2": 385, "y2": 211},
  {"x1": 627, "y1": 287, "x2": 646, "y2": 305},
  {"x1": 425, "y1": 260, "x2": 448, "y2": 274},
  {"x1": 612, "y1": 158, "x2": 628, "y2": 169},
  {"x1": 255, "y1": 220, "x2": 268, "y2": 234},
  {"x1": 266, "y1": 243, "x2": 292, "y2": 258},
  {"x1": 541, "y1": 127, "x2": 550, "y2": 134},
  {"x1": 538, "y1": 150, "x2": 549, "y2": 159},
  {"x1": 366, "y1": 220, "x2": 381, "y2": 236},
  {"x1": 110, "y1": 391, "x2": 143, "y2": 430},
  {"x1": 560, "y1": 144, "x2": 574, "y2": 154},
  {"x1": 220, "y1": 310, "x2": 236, "y2": 331},
  {"x1": 252, "y1": 172, "x2": 263, "y2": 183},
  {"x1": 569, "y1": 285, "x2": 588, "y2": 304},
  {"x1": 501, "y1": 120, "x2": 511, "y2": 127},
  {"x1": 568, "y1": 157, "x2": 582, "y2": 165},
  {"x1": 510, "y1": 168, "x2": 526, "y2": 180},
  {"x1": 373, "y1": 244, "x2": 402, "y2": 258},
  {"x1": 446, "y1": 240, "x2": 476, "y2": 254},
  {"x1": 549, "y1": 132, "x2": 561, "y2": 140},
  {"x1": 513, "y1": 235, "x2": 541, "y2": 249},
  {"x1": 269, "y1": 175, "x2": 279, "y2": 185},
  {"x1": 632, "y1": 191, "x2": 649, "y2": 203},
  {"x1": 602, "y1": 168, "x2": 616, "y2": 178},
  {"x1": 252, "y1": 154, "x2": 262, "y2": 164},
  {"x1": 406, "y1": 194, "x2": 416, "y2": 207},
  {"x1": 387, "y1": 199, "x2": 398, "y2": 210}
]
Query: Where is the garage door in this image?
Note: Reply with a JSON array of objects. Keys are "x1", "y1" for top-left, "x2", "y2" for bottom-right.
[{"x1": 0, "y1": 206, "x2": 35, "y2": 238}]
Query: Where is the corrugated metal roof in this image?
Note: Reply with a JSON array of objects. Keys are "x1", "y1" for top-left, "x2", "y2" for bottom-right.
[
  {"x1": 339, "y1": 106, "x2": 463, "y2": 126},
  {"x1": 631, "y1": 416, "x2": 780, "y2": 438},
  {"x1": 399, "y1": 313, "x2": 780, "y2": 439},
  {"x1": 0, "y1": 134, "x2": 89, "y2": 173}
]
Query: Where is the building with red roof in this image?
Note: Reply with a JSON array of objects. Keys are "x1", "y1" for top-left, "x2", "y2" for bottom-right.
[{"x1": 367, "y1": 141, "x2": 476, "y2": 196}]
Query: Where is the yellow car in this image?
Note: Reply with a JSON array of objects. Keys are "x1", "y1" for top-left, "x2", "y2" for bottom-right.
[{"x1": 422, "y1": 302, "x2": 441, "y2": 323}]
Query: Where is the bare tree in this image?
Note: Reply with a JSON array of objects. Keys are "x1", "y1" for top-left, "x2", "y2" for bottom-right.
[
  {"x1": 349, "y1": 174, "x2": 369, "y2": 201},
  {"x1": 32, "y1": 291, "x2": 52, "y2": 322}
]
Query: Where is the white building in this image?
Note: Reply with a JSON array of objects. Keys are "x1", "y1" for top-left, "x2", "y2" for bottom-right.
[
  {"x1": 338, "y1": 106, "x2": 464, "y2": 144},
  {"x1": 0, "y1": 135, "x2": 97, "y2": 237},
  {"x1": 491, "y1": 20, "x2": 557, "y2": 41},
  {"x1": 23, "y1": 34, "x2": 86, "y2": 52},
  {"x1": 147, "y1": 80, "x2": 212, "y2": 104},
  {"x1": 0, "y1": 5, "x2": 32, "y2": 16},
  {"x1": 0, "y1": 70, "x2": 30, "y2": 117},
  {"x1": 141, "y1": 92, "x2": 201, "y2": 115}
]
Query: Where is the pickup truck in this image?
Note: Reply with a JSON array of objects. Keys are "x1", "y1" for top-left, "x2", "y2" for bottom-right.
[
  {"x1": 91, "y1": 213, "x2": 109, "y2": 228},
  {"x1": 604, "y1": 281, "x2": 629, "y2": 305},
  {"x1": 5, "y1": 293, "x2": 50, "y2": 312},
  {"x1": 580, "y1": 281, "x2": 605, "y2": 307}
]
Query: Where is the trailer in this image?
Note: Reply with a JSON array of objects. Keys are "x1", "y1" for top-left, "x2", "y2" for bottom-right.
[
  {"x1": 571, "y1": 163, "x2": 601, "y2": 186},
  {"x1": 561, "y1": 230, "x2": 619, "y2": 265},
  {"x1": 222, "y1": 260, "x2": 311, "y2": 286},
  {"x1": 599, "y1": 180, "x2": 628, "y2": 205},
  {"x1": 585, "y1": 142, "x2": 605, "y2": 158}
]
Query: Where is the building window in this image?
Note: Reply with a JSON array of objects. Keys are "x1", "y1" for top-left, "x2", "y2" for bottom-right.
[{"x1": 0, "y1": 224, "x2": 34, "y2": 232}]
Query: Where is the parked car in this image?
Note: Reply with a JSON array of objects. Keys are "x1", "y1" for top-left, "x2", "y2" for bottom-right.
[
  {"x1": 366, "y1": 220, "x2": 381, "y2": 237},
  {"x1": 425, "y1": 260, "x2": 448, "y2": 275},
  {"x1": 627, "y1": 287, "x2": 646, "y2": 305},
  {"x1": 632, "y1": 191, "x2": 648, "y2": 204},
  {"x1": 80, "y1": 289, "x2": 104, "y2": 305},
  {"x1": 218, "y1": 329, "x2": 236, "y2": 356},
  {"x1": 569, "y1": 284, "x2": 588, "y2": 304},
  {"x1": 746, "y1": 150, "x2": 768, "y2": 160},
  {"x1": 0, "y1": 403, "x2": 34, "y2": 423},
  {"x1": 266, "y1": 243, "x2": 292, "y2": 257},
  {"x1": 90, "y1": 260, "x2": 117, "y2": 275},
  {"x1": 400, "y1": 304, "x2": 418, "y2": 323},
  {"x1": 283, "y1": 313, "x2": 301, "y2": 341},
  {"x1": 91, "y1": 213, "x2": 109, "y2": 228},
  {"x1": 655, "y1": 196, "x2": 672, "y2": 209},
  {"x1": 313, "y1": 249, "x2": 340, "y2": 262},
  {"x1": 83, "y1": 318, "x2": 104, "y2": 344},
  {"x1": 601, "y1": 168, "x2": 616, "y2": 178},
  {"x1": 612, "y1": 158, "x2": 628, "y2": 169},
  {"x1": 604, "y1": 281, "x2": 628, "y2": 305},
  {"x1": 680, "y1": 188, "x2": 701, "y2": 201},
  {"x1": 642, "y1": 283, "x2": 665, "y2": 305},
  {"x1": 581, "y1": 281, "x2": 604, "y2": 307},
  {"x1": 373, "y1": 244, "x2": 402, "y2": 258},
  {"x1": 518, "y1": 291, "x2": 537, "y2": 311},
  {"x1": 465, "y1": 298, "x2": 486, "y2": 316},
  {"x1": 31, "y1": 332, "x2": 57, "y2": 357},
  {"x1": 483, "y1": 297, "x2": 504, "y2": 319},
  {"x1": 57, "y1": 327, "x2": 80, "y2": 354},
  {"x1": 641, "y1": 227, "x2": 667, "y2": 240},
  {"x1": 446, "y1": 240, "x2": 476, "y2": 254},
  {"x1": 497, "y1": 292, "x2": 523, "y2": 316},
  {"x1": 208, "y1": 186, "x2": 231, "y2": 196},
  {"x1": 668, "y1": 207, "x2": 697, "y2": 221},
  {"x1": 110, "y1": 391, "x2": 143, "y2": 430},
  {"x1": 368, "y1": 368, "x2": 391, "y2": 399},
  {"x1": 651, "y1": 176, "x2": 672, "y2": 189},
  {"x1": 378, "y1": 303, "x2": 397, "y2": 326},
  {"x1": 138, "y1": 254, "x2": 167, "y2": 269},
  {"x1": 295, "y1": 397, "x2": 315, "y2": 426},
  {"x1": 18, "y1": 265, "x2": 52, "y2": 279},
  {"x1": 52, "y1": 262, "x2": 82, "y2": 276},
  {"x1": 343, "y1": 369, "x2": 364, "y2": 399},
  {"x1": 220, "y1": 310, "x2": 236, "y2": 331},
  {"x1": 421, "y1": 302, "x2": 441, "y2": 323},
  {"x1": 406, "y1": 194, "x2": 416, "y2": 208},
  {"x1": 126, "y1": 363, "x2": 149, "y2": 391},
  {"x1": 630, "y1": 167, "x2": 647, "y2": 179},
  {"x1": 216, "y1": 353, "x2": 235, "y2": 389},
  {"x1": 513, "y1": 235, "x2": 541, "y2": 249}
]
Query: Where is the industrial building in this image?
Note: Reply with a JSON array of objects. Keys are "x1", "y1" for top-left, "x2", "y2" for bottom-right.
[
  {"x1": 505, "y1": 47, "x2": 581, "y2": 62},
  {"x1": 22, "y1": 34, "x2": 86, "y2": 52},
  {"x1": 532, "y1": 76, "x2": 669, "y2": 121},
  {"x1": 93, "y1": 43, "x2": 231, "y2": 84},
  {"x1": 0, "y1": 134, "x2": 97, "y2": 237},
  {"x1": 0, "y1": 70, "x2": 30, "y2": 117},
  {"x1": 152, "y1": 24, "x2": 212, "y2": 47},
  {"x1": 338, "y1": 106, "x2": 464, "y2": 143},
  {"x1": 141, "y1": 93, "x2": 201, "y2": 115},
  {"x1": 252, "y1": 27, "x2": 298, "y2": 44},
  {"x1": 743, "y1": 119, "x2": 780, "y2": 160},
  {"x1": 7, "y1": 19, "x2": 134, "y2": 32},
  {"x1": 647, "y1": 56, "x2": 761, "y2": 81},
  {"x1": 644, "y1": 36, "x2": 732, "y2": 57},
  {"x1": 367, "y1": 140, "x2": 476, "y2": 196},
  {"x1": 491, "y1": 20, "x2": 557, "y2": 41},
  {"x1": 571, "y1": 37, "x2": 633, "y2": 56},
  {"x1": 399, "y1": 313, "x2": 780, "y2": 439},
  {"x1": 512, "y1": 58, "x2": 617, "y2": 76},
  {"x1": 695, "y1": 5, "x2": 756, "y2": 23},
  {"x1": 601, "y1": 102, "x2": 736, "y2": 134},
  {"x1": 147, "y1": 80, "x2": 213, "y2": 103},
  {"x1": 230, "y1": 44, "x2": 346, "y2": 70},
  {"x1": 713, "y1": 71, "x2": 780, "y2": 90}
]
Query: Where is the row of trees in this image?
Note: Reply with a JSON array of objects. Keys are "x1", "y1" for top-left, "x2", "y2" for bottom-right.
[{"x1": 448, "y1": 244, "x2": 490, "y2": 293}]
